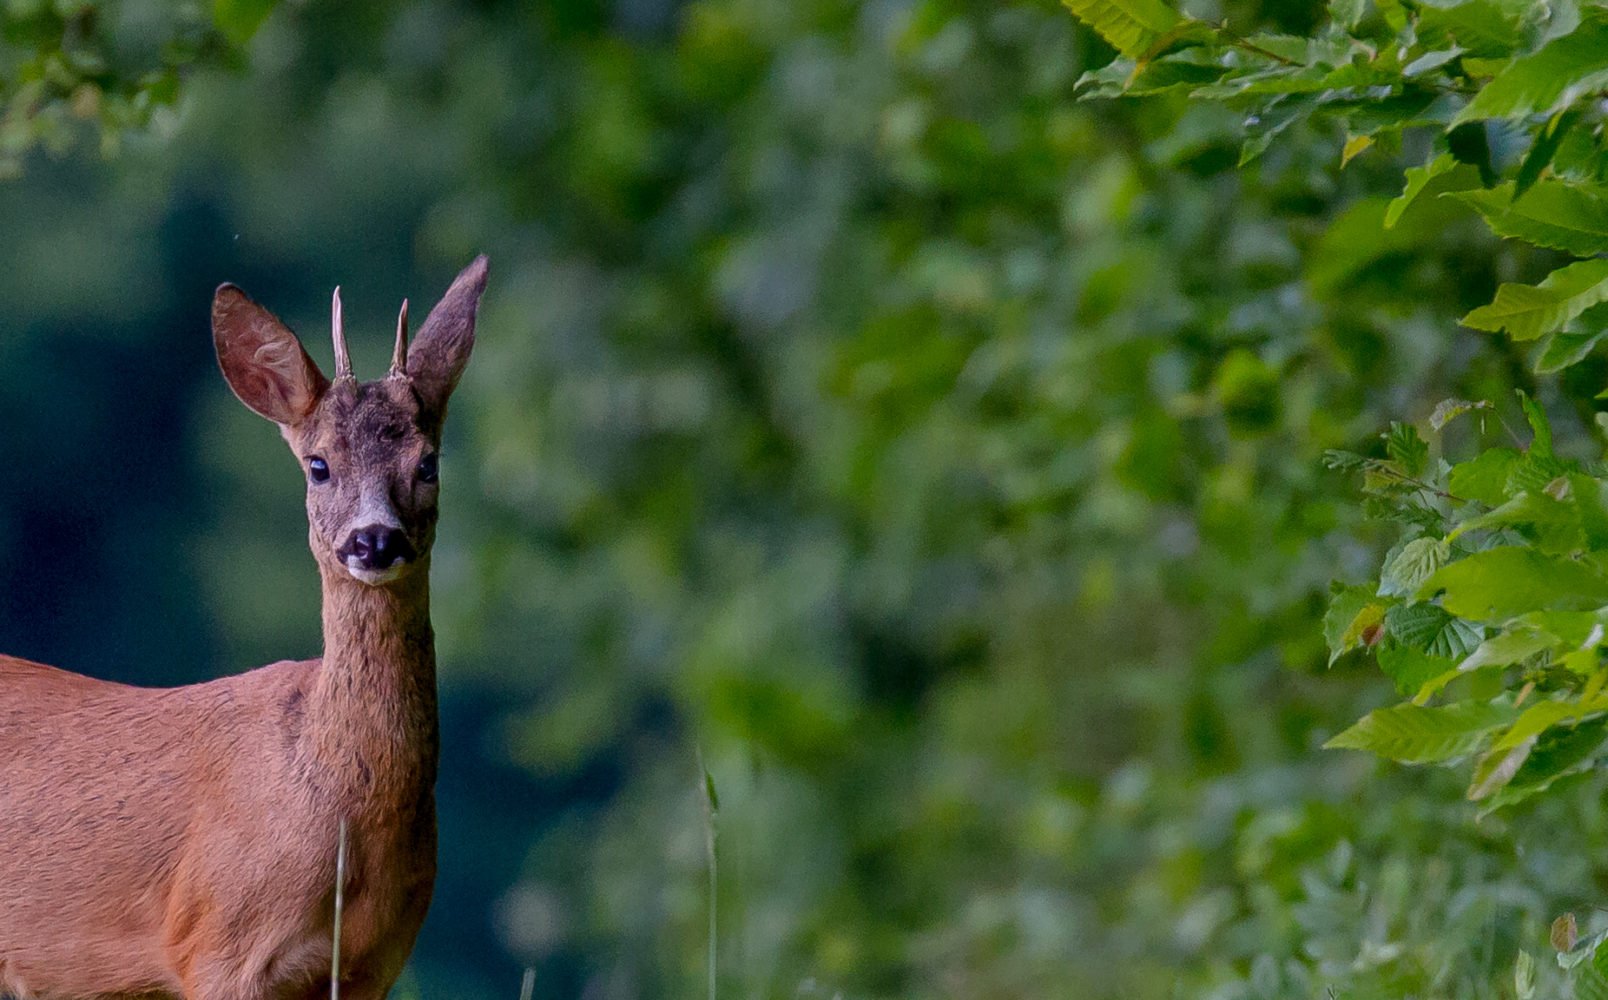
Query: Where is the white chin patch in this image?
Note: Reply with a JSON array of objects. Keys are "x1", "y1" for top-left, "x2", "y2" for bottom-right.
[{"x1": 346, "y1": 558, "x2": 405, "y2": 586}]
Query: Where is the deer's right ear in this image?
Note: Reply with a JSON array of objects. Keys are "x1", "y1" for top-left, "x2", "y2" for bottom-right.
[{"x1": 212, "y1": 284, "x2": 330, "y2": 425}]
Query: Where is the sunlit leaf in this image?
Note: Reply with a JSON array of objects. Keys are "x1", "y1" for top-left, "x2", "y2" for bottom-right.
[
  {"x1": 1419, "y1": 547, "x2": 1608, "y2": 619},
  {"x1": 1380, "y1": 537, "x2": 1451, "y2": 596},
  {"x1": 1452, "y1": 13, "x2": 1608, "y2": 125},
  {"x1": 1062, "y1": 0, "x2": 1183, "y2": 58},
  {"x1": 1325, "y1": 700, "x2": 1514, "y2": 763},
  {"x1": 1461, "y1": 258, "x2": 1608, "y2": 342},
  {"x1": 1453, "y1": 180, "x2": 1608, "y2": 257}
]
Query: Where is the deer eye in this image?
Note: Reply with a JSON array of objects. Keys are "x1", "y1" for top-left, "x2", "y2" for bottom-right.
[
  {"x1": 417, "y1": 453, "x2": 439, "y2": 484},
  {"x1": 307, "y1": 456, "x2": 330, "y2": 483}
]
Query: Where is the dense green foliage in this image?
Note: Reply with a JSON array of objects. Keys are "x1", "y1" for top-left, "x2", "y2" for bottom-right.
[
  {"x1": 0, "y1": 0, "x2": 271, "y2": 175},
  {"x1": 9, "y1": 0, "x2": 1608, "y2": 996},
  {"x1": 1066, "y1": 0, "x2": 1608, "y2": 993}
]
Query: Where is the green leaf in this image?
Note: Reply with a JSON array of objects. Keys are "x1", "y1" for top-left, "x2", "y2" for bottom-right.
[
  {"x1": 1389, "y1": 151, "x2": 1466, "y2": 228},
  {"x1": 1325, "y1": 584, "x2": 1378, "y2": 664},
  {"x1": 1062, "y1": 0, "x2": 1182, "y2": 59},
  {"x1": 1574, "y1": 932, "x2": 1608, "y2": 1000},
  {"x1": 1378, "y1": 643, "x2": 1457, "y2": 696},
  {"x1": 1449, "y1": 448, "x2": 1521, "y2": 505},
  {"x1": 1386, "y1": 601, "x2": 1483, "y2": 659},
  {"x1": 213, "y1": 0, "x2": 279, "y2": 46},
  {"x1": 1468, "y1": 735, "x2": 1534, "y2": 799},
  {"x1": 1430, "y1": 396, "x2": 1492, "y2": 431},
  {"x1": 1419, "y1": 547, "x2": 1608, "y2": 620},
  {"x1": 1455, "y1": 627, "x2": 1555, "y2": 672},
  {"x1": 1452, "y1": 490, "x2": 1583, "y2": 553},
  {"x1": 1516, "y1": 949, "x2": 1536, "y2": 1000},
  {"x1": 1452, "y1": 14, "x2": 1608, "y2": 125},
  {"x1": 1535, "y1": 329, "x2": 1607, "y2": 374},
  {"x1": 1492, "y1": 696, "x2": 1606, "y2": 751},
  {"x1": 1461, "y1": 258, "x2": 1608, "y2": 341},
  {"x1": 1380, "y1": 537, "x2": 1451, "y2": 596},
  {"x1": 1518, "y1": 389, "x2": 1553, "y2": 458},
  {"x1": 1384, "y1": 421, "x2": 1429, "y2": 477},
  {"x1": 1238, "y1": 96, "x2": 1317, "y2": 167},
  {"x1": 1417, "y1": 0, "x2": 1525, "y2": 58},
  {"x1": 1325, "y1": 700, "x2": 1515, "y2": 762},
  {"x1": 1453, "y1": 180, "x2": 1608, "y2": 257},
  {"x1": 1514, "y1": 108, "x2": 1581, "y2": 200},
  {"x1": 1487, "y1": 716, "x2": 1608, "y2": 808},
  {"x1": 1329, "y1": 0, "x2": 1367, "y2": 31}
]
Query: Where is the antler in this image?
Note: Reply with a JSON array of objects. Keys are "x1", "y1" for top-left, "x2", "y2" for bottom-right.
[
  {"x1": 389, "y1": 299, "x2": 410, "y2": 378},
  {"x1": 332, "y1": 287, "x2": 353, "y2": 381}
]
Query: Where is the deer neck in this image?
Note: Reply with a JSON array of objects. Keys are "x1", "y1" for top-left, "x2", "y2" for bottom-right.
[{"x1": 307, "y1": 562, "x2": 440, "y2": 804}]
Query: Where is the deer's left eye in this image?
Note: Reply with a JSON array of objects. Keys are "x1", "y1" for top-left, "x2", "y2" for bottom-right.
[
  {"x1": 417, "y1": 454, "x2": 439, "y2": 484},
  {"x1": 307, "y1": 456, "x2": 330, "y2": 483}
]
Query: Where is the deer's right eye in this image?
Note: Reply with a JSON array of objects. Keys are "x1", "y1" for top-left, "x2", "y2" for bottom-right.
[{"x1": 307, "y1": 457, "x2": 330, "y2": 483}]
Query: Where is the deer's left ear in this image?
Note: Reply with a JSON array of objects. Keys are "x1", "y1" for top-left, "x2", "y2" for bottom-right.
[
  {"x1": 212, "y1": 284, "x2": 330, "y2": 425},
  {"x1": 407, "y1": 255, "x2": 488, "y2": 415}
]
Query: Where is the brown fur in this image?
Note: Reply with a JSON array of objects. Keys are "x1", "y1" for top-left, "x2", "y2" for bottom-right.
[{"x1": 0, "y1": 257, "x2": 487, "y2": 1000}]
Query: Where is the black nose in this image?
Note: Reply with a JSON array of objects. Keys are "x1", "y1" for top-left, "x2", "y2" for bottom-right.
[{"x1": 343, "y1": 525, "x2": 415, "y2": 570}]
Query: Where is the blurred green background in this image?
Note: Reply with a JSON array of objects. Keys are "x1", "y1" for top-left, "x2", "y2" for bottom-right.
[{"x1": 6, "y1": 0, "x2": 1608, "y2": 997}]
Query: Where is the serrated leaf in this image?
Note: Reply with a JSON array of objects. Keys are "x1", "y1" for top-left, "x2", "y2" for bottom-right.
[
  {"x1": 1453, "y1": 180, "x2": 1608, "y2": 256},
  {"x1": 1384, "y1": 421, "x2": 1429, "y2": 476},
  {"x1": 1418, "y1": 0, "x2": 1525, "y2": 58},
  {"x1": 1380, "y1": 537, "x2": 1452, "y2": 596},
  {"x1": 1453, "y1": 14, "x2": 1608, "y2": 125},
  {"x1": 1461, "y1": 258, "x2": 1608, "y2": 341},
  {"x1": 1324, "y1": 700, "x2": 1514, "y2": 762},
  {"x1": 1386, "y1": 601, "x2": 1483, "y2": 658},
  {"x1": 1387, "y1": 153, "x2": 1460, "y2": 228},
  {"x1": 1323, "y1": 449, "x2": 1369, "y2": 472},
  {"x1": 1419, "y1": 546, "x2": 1608, "y2": 619},
  {"x1": 1062, "y1": 0, "x2": 1182, "y2": 59}
]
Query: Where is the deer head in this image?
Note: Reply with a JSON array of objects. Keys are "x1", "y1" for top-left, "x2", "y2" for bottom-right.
[{"x1": 210, "y1": 256, "x2": 488, "y2": 586}]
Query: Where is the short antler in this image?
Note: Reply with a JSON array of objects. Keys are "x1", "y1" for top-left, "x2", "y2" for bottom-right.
[
  {"x1": 389, "y1": 299, "x2": 410, "y2": 378},
  {"x1": 332, "y1": 287, "x2": 353, "y2": 381}
]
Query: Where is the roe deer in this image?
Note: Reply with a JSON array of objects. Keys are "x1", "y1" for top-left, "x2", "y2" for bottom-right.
[{"x1": 0, "y1": 255, "x2": 489, "y2": 1000}]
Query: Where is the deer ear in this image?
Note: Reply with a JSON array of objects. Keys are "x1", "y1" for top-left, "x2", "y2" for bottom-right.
[
  {"x1": 406, "y1": 255, "x2": 488, "y2": 414},
  {"x1": 212, "y1": 284, "x2": 330, "y2": 425}
]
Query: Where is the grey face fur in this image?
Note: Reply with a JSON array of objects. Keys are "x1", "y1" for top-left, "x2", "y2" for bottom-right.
[{"x1": 210, "y1": 256, "x2": 488, "y2": 586}]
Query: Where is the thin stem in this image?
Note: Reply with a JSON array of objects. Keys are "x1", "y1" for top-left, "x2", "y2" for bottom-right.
[
  {"x1": 519, "y1": 968, "x2": 536, "y2": 1000},
  {"x1": 697, "y1": 749, "x2": 718, "y2": 1000},
  {"x1": 331, "y1": 817, "x2": 348, "y2": 1000}
]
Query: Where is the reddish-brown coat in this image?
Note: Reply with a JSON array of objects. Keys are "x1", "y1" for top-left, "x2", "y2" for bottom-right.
[{"x1": 0, "y1": 257, "x2": 487, "y2": 1000}]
